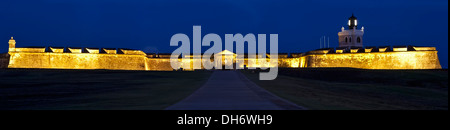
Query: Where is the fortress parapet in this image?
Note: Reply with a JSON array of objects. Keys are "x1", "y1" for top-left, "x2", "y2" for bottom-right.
[
  {"x1": 68, "y1": 47, "x2": 82, "y2": 53},
  {"x1": 307, "y1": 45, "x2": 437, "y2": 54},
  {"x1": 364, "y1": 47, "x2": 375, "y2": 53},
  {"x1": 279, "y1": 53, "x2": 289, "y2": 58},
  {"x1": 14, "y1": 47, "x2": 46, "y2": 53},
  {"x1": 308, "y1": 48, "x2": 334, "y2": 54},
  {"x1": 119, "y1": 49, "x2": 146, "y2": 55},
  {"x1": 290, "y1": 53, "x2": 304, "y2": 58},
  {"x1": 350, "y1": 47, "x2": 362, "y2": 53},
  {"x1": 378, "y1": 46, "x2": 390, "y2": 52},
  {"x1": 50, "y1": 47, "x2": 64, "y2": 53},
  {"x1": 393, "y1": 46, "x2": 408, "y2": 52},
  {"x1": 102, "y1": 48, "x2": 117, "y2": 54},
  {"x1": 413, "y1": 47, "x2": 436, "y2": 51},
  {"x1": 86, "y1": 48, "x2": 100, "y2": 54},
  {"x1": 304, "y1": 46, "x2": 441, "y2": 69}
]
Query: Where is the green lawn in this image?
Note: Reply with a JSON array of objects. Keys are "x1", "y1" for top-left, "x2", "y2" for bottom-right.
[
  {"x1": 0, "y1": 69, "x2": 212, "y2": 110},
  {"x1": 242, "y1": 68, "x2": 448, "y2": 110}
]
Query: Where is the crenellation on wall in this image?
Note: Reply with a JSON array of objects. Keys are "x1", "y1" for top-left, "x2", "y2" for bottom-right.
[
  {"x1": 378, "y1": 46, "x2": 391, "y2": 52},
  {"x1": 102, "y1": 48, "x2": 117, "y2": 54},
  {"x1": 393, "y1": 46, "x2": 408, "y2": 52},
  {"x1": 50, "y1": 47, "x2": 65, "y2": 53},
  {"x1": 86, "y1": 48, "x2": 100, "y2": 54},
  {"x1": 68, "y1": 47, "x2": 82, "y2": 53},
  {"x1": 120, "y1": 49, "x2": 146, "y2": 55},
  {"x1": 364, "y1": 47, "x2": 375, "y2": 53},
  {"x1": 413, "y1": 47, "x2": 436, "y2": 51}
]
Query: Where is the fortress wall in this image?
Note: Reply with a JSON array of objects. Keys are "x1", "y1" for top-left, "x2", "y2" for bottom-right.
[
  {"x1": 146, "y1": 58, "x2": 174, "y2": 71},
  {"x1": 305, "y1": 51, "x2": 442, "y2": 69},
  {"x1": 244, "y1": 58, "x2": 306, "y2": 68},
  {"x1": 147, "y1": 58, "x2": 286, "y2": 70},
  {"x1": 277, "y1": 58, "x2": 300, "y2": 68},
  {"x1": 159, "y1": 58, "x2": 306, "y2": 69},
  {"x1": 8, "y1": 52, "x2": 147, "y2": 70},
  {"x1": 243, "y1": 59, "x2": 277, "y2": 68},
  {"x1": 278, "y1": 57, "x2": 307, "y2": 68},
  {"x1": 6, "y1": 50, "x2": 441, "y2": 71}
]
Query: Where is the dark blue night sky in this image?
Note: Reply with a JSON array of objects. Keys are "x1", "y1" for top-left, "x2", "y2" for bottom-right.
[{"x1": 0, "y1": 0, "x2": 448, "y2": 68}]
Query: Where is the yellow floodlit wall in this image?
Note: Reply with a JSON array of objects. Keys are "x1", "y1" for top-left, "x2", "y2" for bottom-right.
[
  {"x1": 5, "y1": 50, "x2": 442, "y2": 70},
  {"x1": 146, "y1": 58, "x2": 174, "y2": 71},
  {"x1": 299, "y1": 56, "x2": 307, "y2": 68},
  {"x1": 305, "y1": 51, "x2": 441, "y2": 69},
  {"x1": 8, "y1": 52, "x2": 147, "y2": 70},
  {"x1": 3, "y1": 41, "x2": 442, "y2": 70},
  {"x1": 278, "y1": 58, "x2": 300, "y2": 68}
]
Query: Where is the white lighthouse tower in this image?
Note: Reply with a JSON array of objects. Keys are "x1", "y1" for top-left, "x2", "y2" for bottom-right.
[{"x1": 338, "y1": 14, "x2": 364, "y2": 48}]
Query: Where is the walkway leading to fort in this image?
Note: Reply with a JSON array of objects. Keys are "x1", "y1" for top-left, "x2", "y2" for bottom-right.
[{"x1": 166, "y1": 71, "x2": 305, "y2": 110}]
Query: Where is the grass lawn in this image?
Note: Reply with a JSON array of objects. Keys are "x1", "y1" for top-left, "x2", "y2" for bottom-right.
[
  {"x1": 0, "y1": 69, "x2": 212, "y2": 110},
  {"x1": 242, "y1": 68, "x2": 448, "y2": 110}
]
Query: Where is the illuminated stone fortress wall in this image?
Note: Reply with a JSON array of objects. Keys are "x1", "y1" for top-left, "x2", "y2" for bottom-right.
[
  {"x1": 6, "y1": 37, "x2": 149, "y2": 70},
  {"x1": 0, "y1": 37, "x2": 442, "y2": 70},
  {"x1": 303, "y1": 46, "x2": 441, "y2": 69},
  {"x1": 1, "y1": 14, "x2": 442, "y2": 70}
]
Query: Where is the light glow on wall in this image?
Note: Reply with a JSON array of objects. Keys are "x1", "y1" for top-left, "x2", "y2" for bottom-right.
[{"x1": 5, "y1": 44, "x2": 442, "y2": 70}]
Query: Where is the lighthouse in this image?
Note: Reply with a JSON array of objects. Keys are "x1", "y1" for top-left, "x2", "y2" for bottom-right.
[{"x1": 338, "y1": 14, "x2": 364, "y2": 48}]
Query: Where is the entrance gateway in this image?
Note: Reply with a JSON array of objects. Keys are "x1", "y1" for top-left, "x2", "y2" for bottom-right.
[{"x1": 215, "y1": 50, "x2": 237, "y2": 70}]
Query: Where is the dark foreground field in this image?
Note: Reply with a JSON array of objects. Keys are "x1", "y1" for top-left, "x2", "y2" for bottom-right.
[
  {"x1": 243, "y1": 68, "x2": 448, "y2": 110},
  {"x1": 0, "y1": 68, "x2": 447, "y2": 110},
  {"x1": 0, "y1": 69, "x2": 211, "y2": 110}
]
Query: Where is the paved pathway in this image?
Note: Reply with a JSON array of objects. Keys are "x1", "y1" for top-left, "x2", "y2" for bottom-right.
[{"x1": 166, "y1": 71, "x2": 305, "y2": 110}]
